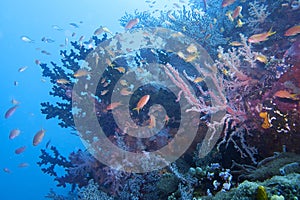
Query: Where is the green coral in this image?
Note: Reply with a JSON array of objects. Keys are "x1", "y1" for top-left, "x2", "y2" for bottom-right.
[
  {"x1": 237, "y1": 152, "x2": 300, "y2": 181},
  {"x1": 157, "y1": 173, "x2": 180, "y2": 197},
  {"x1": 270, "y1": 195, "x2": 285, "y2": 200},
  {"x1": 195, "y1": 173, "x2": 300, "y2": 200}
]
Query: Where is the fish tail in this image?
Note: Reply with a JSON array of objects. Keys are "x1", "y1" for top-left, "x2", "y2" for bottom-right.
[
  {"x1": 291, "y1": 94, "x2": 300, "y2": 100},
  {"x1": 132, "y1": 107, "x2": 140, "y2": 114},
  {"x1": 267, "y1": 27, "x2": 276, "y2": 36}
]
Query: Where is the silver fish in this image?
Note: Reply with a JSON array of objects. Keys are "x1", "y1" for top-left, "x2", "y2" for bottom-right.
[
  {"x1": 52, "y1": 25, "x2": 63, "y2": 31},
  {"x1": 41, "y1": 37, "x2": 55, "y2": 43},
  {"x1": 18, "y1": 66, "x2": 28, "y2": 72},
  {"x1": 21, "y1": 36, "x2": 34, "y2": 43}
]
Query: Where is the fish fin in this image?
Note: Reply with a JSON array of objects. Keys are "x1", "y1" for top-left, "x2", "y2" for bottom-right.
[
  {"x1": 267, "y1": 27, "x2": 276, "y2": 36},
  {"x1": 291, "y1": 94, "x2": 300, "y2": 100},
  {"x1": 132, "y1": 107, "x2": 140, "y2": 114}
]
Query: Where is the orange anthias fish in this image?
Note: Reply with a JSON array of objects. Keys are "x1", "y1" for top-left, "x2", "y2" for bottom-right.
[
  {"x1": 148, "y1": 114, "x2": 156, "y2": 128},
  {"x1": 229, "y1": 41, "x2": 243, "y2": 46},
  {"x1": 284, "y1": 25, "x2": 300, "y2": 36},
  {"x1": 18, "y1": 162, "x2": 29, "y2": 168},
  {"x1": 9, "y1": 129, "x2": 21, "y2": 140},
  {"x1": 56, "y1": 78, "x2": 70, "y2": 84},
  {"x1": 133, "y1": 95, "x2": 150, "y2": 114},
  {"x1": 106, "y1": 101, "x2": 122, "y2": 111},
  {"x1": 4, "y1": 105, "x2": 19, "y2": 119},
  {"x1": 74, "y1": 69, "x2": 90, "y2": 77},
  {"x1": 15, "y1": 146, "x2": 27, "y2": 154},
  {"x1": 248, "y1": 28, "x2": 276, "y2": 43},
  {"x1": 115, "y1": 67, "x2": 126, "y2": 73},
  {"x1": 120, "y1": 88, "x2": 133, "y2": 96},
  {"x1": 274, "y1": 90, "x2": 299, "y2": 100},
  {"x1": 222, "y1": 0, "x2": 236, "y2": 7},
  {"x1": 232, "y1": 6, "x2": 242, "y2": 19},
  {"x1": 125, "y1": 18, "x2": 139, "y2": 30},
  {"x1": 33, "y1": 129, "x2": 46, "y2": 146}
]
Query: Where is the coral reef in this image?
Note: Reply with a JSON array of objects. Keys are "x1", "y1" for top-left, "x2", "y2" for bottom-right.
[
  {"x1": 231, "y1": 152, "x2": 300, "y2": 181},
  {"x1": 78, "y1": 180, "x2": 113, "y2": 200},
  {"x1": 198, "y1": 173, "x2": 300, "y2": 200},
  {"x1": 37, "y1": 146, "x2": 72, "y2": 177},
  {"x1": 246, "y1": 0, "x2": 270, "y2": 32},
  {"x1": 45, "y1": 189, "x2": 77, "y2": 200},
  {"x1": 38, "y1": 0, "x2": 300, "y2": 199}
]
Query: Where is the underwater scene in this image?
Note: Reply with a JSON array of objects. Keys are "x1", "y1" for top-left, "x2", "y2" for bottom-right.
[{"x1": 1, "y1": 0, "x2": 300, "y2": 199}]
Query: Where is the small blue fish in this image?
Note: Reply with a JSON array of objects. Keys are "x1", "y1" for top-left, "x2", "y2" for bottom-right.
[
  {"x1": 41, "y1": 50, "x2": 51, "y2": 55},
  {"x1": 52, "y1": 25, "x2": 63, "y2": 31},
  {"x1": 41, "y1": 37, "x2": 55, "y2": 43},
  {"x1": 69, "y1": 23, "x2": 79, "y2": 28},
  {"x1": 45, "y1": 139, "x2": 51, "y2": 149}
]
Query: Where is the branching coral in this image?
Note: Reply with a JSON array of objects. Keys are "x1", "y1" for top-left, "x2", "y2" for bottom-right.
[
  {"x1": 39, "y1": 35, "x2": 107, "y2": 130},
  {"x1": 38, "y1": 146, "x2": 106, "y2": 189},
  {"x1": 45, "y1": 189, "x2": 78, "y2": 200},
  {"x1": 246, "y1": 0, "x2": 270, "y2": 32},
  {"x1": 37, "y1": 146, "x2": 72, "y2": 177},
  {"x1": 216, "y1": 33, "x2": 258, "y2": 83},
  {"x1": 119, "y1": 10, "x2": 161, "y2": 29},
  {"x1": 55, "y1": 149, "x2": 105, "y2": 189},
  {"x1": 210, "y1": 33, "x2": 264, "y2": 164},
  {"x1": 41, "y1": 102, "x2": 74, "y2": 129},
  {"x1": 37, "y1": 2, "x2": 300, "y2": 199}
]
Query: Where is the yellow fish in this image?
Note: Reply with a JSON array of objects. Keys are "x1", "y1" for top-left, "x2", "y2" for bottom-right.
[
  {"x1": 115, "y1": 67, "x2": 126, "y2": 73},
  {"x1": 193, "y1": 77, "x2": 204, "y2": 83},
  {"x1": 94, "y1": 26, "x2": 113, "y2": 35},
  {"x1": 102, "y1": 27, "x2": 113, "y2": 35},
  {"x1": 185, "y1": 54, "x2": 198, "y2": 62},
  {"x1": 186, "y1": 44, "x2": 197, "y2": 54},
  {"x1": 248, "y1": 28, "x2": 276, "y2": 43},
  {"x1": 225, "y1": 11, "x2": 234, "y2": 22},
  {"x1": 56, "y1": 79, "x2": 70, "y2": 84},
  {"x1": 236, "y1": 19, "x2": 244, "y2": 27},
  {"x1": 229, "y1": 41, "x2": 243, "y2": 46},
  {"x1": 120, "y1": 79, "x2": 128, "y2": 86},
  {"x1": 171, "y1": 32, "x2": 184, "y2": 37},
  {"x1": 255, "y1": 54, "x2": 268, "y2": 64},
  {"x1": 74, "y1": 69, "x2": 90, "y2": 77}
]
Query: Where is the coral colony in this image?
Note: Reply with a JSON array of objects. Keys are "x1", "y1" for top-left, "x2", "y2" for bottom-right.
[{"x1": 37, "y1": 0, "x2": 300, "y2": 199}]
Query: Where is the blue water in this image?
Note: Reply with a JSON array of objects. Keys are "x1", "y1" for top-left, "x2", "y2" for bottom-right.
[{"x1": 0, "y1": 1, "x2": 149, "y2": 199}]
